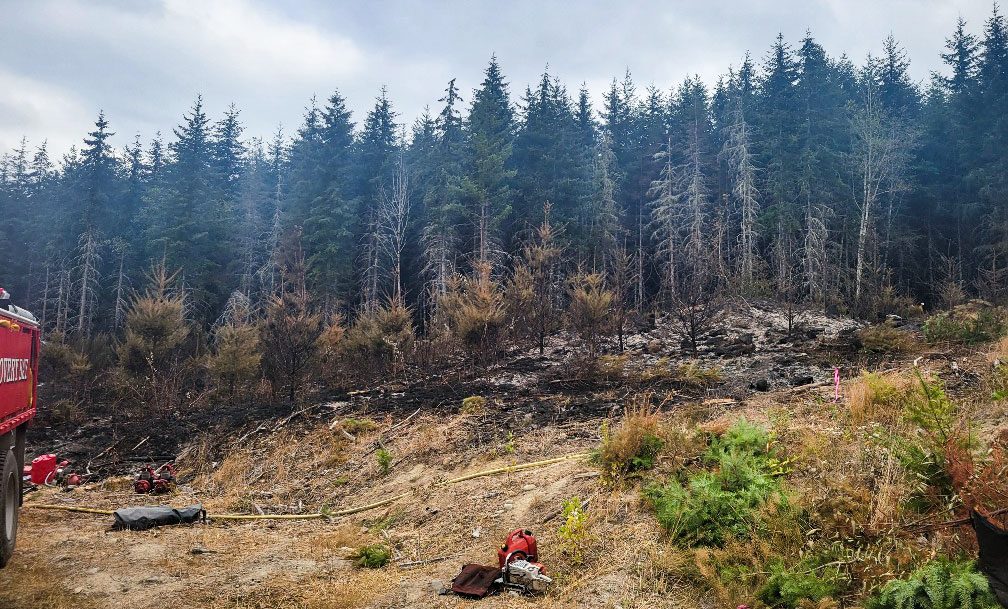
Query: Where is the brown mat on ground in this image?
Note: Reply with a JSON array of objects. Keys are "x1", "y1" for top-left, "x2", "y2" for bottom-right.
[{"x1": 451, "y1": 563, "x2": 501, "y2": 598}]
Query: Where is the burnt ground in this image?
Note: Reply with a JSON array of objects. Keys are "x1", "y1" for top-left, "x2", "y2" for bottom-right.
[{"x1": 26, "y1": 300, "x2": 869, "y2": 482}]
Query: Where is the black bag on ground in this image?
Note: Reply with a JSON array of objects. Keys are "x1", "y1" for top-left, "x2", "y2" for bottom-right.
[
  {"x1": 972, "y1": 510, "x2": 1008, "y2": 608},
  {"x1": 111, "y1": 504, "x2": 205, "y2": 531}
]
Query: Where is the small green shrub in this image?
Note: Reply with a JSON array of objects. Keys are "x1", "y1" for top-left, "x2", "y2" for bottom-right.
[
  {"x1": 867, "y1": 558, "x2": 998, "y2": 609},
  {"x1": 352, "y1": 544, "x2": 391, "y2": 569},
  {"x1": 890, "y1": 373, "x2": 974, "y2": 511},
  {"x1": 558, "y1": 497, "x2": 589, "y2": 564},
  {"x1": 645, "y1": 419, "x2": 782, "y2": 547},
  {"x1": 376, "y1": 448, "x2": 392, "y2": 476},
  {"x1": 502, "y1": 430, "x2": 516, "y2": 454},
  {"x1": 923, "y1": 304, "x2": 1007, "y2": 345},
  {"x1": 757, "y1": 559, "x2": 843, "y2": 608},
  {"x1": 644, "y1": 464, "x2": 777, "y2": 547},
  {"x1": 705, "y1": 418, "x2": 772, "y2": 463},
  {"x1": 629, "y1": 434, "x2": 665, "y2": 471}
]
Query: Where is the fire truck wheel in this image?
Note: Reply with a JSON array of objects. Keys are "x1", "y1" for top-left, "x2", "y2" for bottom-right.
[{"x1": 0, "y1": 447, "x2": 17, "y2": 568}]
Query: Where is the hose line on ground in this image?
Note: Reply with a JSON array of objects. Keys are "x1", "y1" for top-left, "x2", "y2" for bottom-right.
[{"x1": 26, "y1": 452, "x2": 593, "y2": 523}]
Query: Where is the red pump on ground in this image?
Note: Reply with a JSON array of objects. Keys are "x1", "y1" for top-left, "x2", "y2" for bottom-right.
[{"x1": 497, "y1": 529, "x2": 541, "y2": 569}]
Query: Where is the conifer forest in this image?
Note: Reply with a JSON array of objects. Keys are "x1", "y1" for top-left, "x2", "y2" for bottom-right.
[{"x1": 3, "y1": 12, "x2": 1008, "y2": 341}]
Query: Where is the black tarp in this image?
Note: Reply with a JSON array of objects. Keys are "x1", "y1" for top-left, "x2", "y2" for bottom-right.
[
  {"x1": 973, "y1": 510, "x2": 1008, "y2": 608},
  {"x1": 111, "y1": 505, "x2": 205, "y2": 531}
]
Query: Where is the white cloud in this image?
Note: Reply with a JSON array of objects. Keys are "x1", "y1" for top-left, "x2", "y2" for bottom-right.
[
  {"x1": 0, "y1": 0, "x2": 1000, "y2": 156},
  {"x1": 39, "y1": 0, "x2": 365, "y2": 85},
  {"x1": 0, "y1": 68, "x2": 91, "y2": 154}
]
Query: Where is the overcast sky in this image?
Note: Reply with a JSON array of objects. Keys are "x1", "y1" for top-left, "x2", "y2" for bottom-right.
[{"x1": 0, "y1": 0, "x2": 998, "y2": 156}]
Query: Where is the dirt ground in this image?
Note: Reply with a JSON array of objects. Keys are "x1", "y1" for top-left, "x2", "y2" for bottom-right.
[{"x1": 1, "y1": 432, "x2": 658, "y2": 609}]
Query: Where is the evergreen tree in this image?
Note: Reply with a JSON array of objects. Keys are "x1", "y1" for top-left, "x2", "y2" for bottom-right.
[
  {"x1": 301, "y1": 92, "x2": 357, "y2": 307},
  {"x1": 423, "y1": 80, "x2": 465, "y2": 300},
  {"x1": 149, "y1": 96, "x2": 225, "y2": 320},
  {"x1": 464, "y1": 57, "x2": 515, "y2": 267},
  {"x1": 588, "y1": 131, "x2": 620, "y2": 270}
]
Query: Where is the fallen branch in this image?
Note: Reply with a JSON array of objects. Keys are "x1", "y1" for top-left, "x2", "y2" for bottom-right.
[
  {"x1": 790, "y1": 381, "x2": 831, "y2": 393},
  {"x1": 437, "y1": 453, "x2": 591, "y2": 486},
  {"x1": 234, "y1": 422, "x2": 269, "y2": 446}
]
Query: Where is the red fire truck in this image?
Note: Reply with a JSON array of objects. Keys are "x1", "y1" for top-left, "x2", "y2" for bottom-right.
[{"x1": 0, "y1": 289, "x2": 40, "y2": 568}]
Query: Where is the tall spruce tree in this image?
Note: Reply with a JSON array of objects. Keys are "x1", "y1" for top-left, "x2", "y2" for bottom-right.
[{"x1": 464, "y1": 58, "x2": 515, "y2": 267}]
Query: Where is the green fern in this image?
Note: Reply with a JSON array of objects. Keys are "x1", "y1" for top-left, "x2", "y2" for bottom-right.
[{"x1": 868, "y1": 558, "x2": 998, "y2": 609}]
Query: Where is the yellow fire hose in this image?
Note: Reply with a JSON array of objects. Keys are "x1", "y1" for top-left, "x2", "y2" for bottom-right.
[{"x1": 28, "y1": 452, "x2": 593, "y2": 523}]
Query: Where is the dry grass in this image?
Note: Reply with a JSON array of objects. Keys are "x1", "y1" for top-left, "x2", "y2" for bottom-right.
[
  {"x1": 596, "y1": 397, "x2": 666, "y2": 477},
  {"x1": 675, "y1": 361, "x2": 722, "y2": 388},
  {"x1": 857, "y1": 324, "x2": 921, "y2": 354},
  {"x1": 0, "y1": 557, "x2": 97, "y2": 609},
  {"x1": 595, "y1": 354, "x2": 629, "y2": 380},
  {"x1": 847, "y1": 371, "x2": 914, "y2": 424},
  {"x1": 638, "y1": 357, "x2": 674, "y2": 382},
  {"x1": 200, "y1": 573, "x2": 388, "y2": 609},
  {"x1": 989, "y1": 335, "x2": 1008, "y2": 363}
]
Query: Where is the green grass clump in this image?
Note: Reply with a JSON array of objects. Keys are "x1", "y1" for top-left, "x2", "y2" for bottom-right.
[
  {"x1": 342, "y1": 417, "x2": 377, "y2": 435},
  {"x1": 867, "y1": 558, "x2": 998, "y2": 609},
  {"x1": 352, "y1": 544, "x2": 392, "y2": 568},
  {"x1": 676, "y1": 361, "x2": 723, "y2": 388},
  {"x1": 461, "y1": 395, "x2": 487, "y2": 414},
  {"x1": 644, "y1": 419, "x2": 781, "y2": 547}
]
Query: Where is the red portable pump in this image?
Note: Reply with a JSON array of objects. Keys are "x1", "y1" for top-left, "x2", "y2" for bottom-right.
[
  {"x1": 453, "y1": 528, "x2": 551, "y2": 597},
  {"x1": 497, "y1": 528, "x2": 540, "y2": 568},
  {"x1": 134, "y1": 463, "x2": 176, "y2": 494}
]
